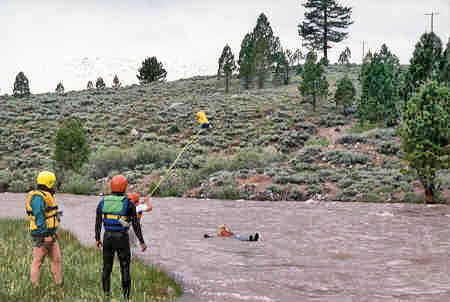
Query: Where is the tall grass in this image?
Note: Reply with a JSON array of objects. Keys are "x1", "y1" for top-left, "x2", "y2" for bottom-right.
[{"x1": 0, "y1": 218, "x2": 182, "y2": 301}]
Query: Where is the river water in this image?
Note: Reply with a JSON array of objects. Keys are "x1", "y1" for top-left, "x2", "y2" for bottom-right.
[{"x1": 2, "y1": 193, "x2": 450, "y2": 302}]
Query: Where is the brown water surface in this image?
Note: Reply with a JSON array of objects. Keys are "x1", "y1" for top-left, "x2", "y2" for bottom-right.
[{"x1": 2, "y1": 193, "x2": 450, "y2": 302}]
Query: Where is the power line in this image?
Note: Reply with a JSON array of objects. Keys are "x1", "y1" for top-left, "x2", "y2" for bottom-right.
[{"x1": 425, "y1": 12, "x2": 439, "y2": 33}]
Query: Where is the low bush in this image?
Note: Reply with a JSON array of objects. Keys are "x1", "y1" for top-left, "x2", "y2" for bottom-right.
[
  {"x1": 8, "y1": 179, "x2": 29, "y2": 193},
  {"x1": 336, "y1": 134, "x2": 367, "y2": 145},
  {"x1": 293, "y1": 146, "x2": 323, "y2": 163},
  {"x1": 0, "y1": 170, "x2": 10, "y2": 192},
  {"x1": 61, "y1": 174, "x2": 97, "y2": 195},
  {"x1": 322, "y1": 150, "x2": 369, "y2": 166},
  {"x1": 305, "y1": 136, "x2": 330, "y2": 147}
]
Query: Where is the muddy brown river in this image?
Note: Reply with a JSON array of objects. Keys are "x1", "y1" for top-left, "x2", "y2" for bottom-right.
[{"x1": 1, "y1": 193, "x2": 450, "y2": 302}]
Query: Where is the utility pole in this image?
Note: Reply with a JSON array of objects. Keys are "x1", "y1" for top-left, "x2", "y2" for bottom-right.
[
  {"x1": 361, "y1": 41, "x2": 367, "y2": 62},
  {"x1": 425, "y1": 12, "x2": 439, "y2": 32}
]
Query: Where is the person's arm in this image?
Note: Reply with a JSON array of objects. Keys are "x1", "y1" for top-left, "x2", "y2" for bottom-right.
[
  {"x1": 142, "y1": 196, "x2": 152, "y2": 212},
  {"x1": 95, "y1": 201, "x2": 103, "y2": 242},
  {"x1": 30, "y1": 195, "x2": 50, "y2": 236},
  {"x1": 128, "y1": 202, "x2": 145, "y2": 244}
]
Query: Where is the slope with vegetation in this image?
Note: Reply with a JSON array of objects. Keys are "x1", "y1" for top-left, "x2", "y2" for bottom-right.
[{"x1": 0, "y1": 63, "x2": 447, "y2": 203}]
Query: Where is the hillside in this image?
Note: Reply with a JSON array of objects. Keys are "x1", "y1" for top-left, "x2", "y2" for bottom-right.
[{"x1": 0, "y1": 65, "x2": 448, "y2": 202}]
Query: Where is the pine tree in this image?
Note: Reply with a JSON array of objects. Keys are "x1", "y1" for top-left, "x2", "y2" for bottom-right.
[
  {"x1": 298, "y1": 51, "x2": 328, "y2": 112},
  {"x1": 252, "y1": 13, "x2": 277, "y2": 89},
  {"x1": 137, "y1": 57, "x2": 167, "y2": 84},
  {"x1": 87, "y1": 81, "x2": 94, "y2": 90},
  {"x1": 96, "y1": 77, "x2": 106, "y2": 89},
  {"x1": 358, "y1": 44, "x2": 401, "y2": 125},
  {"x1": 13, "y1": 71, "x2": 30, "y2": 98},
  {"x1": 440, "y1": 37, "x2": 450, "y2": 86},
  {"x1": 407, "y1": 32, "x2": 443, "y2": 88},
  {"x1": 400, "y1": 81, "x2": 449, "y2": 203},
  {"x1": 55, "y1": 82, "x2": 65, "y2": 95},
  {"x1": 218, "y1": 44, "x2": 236, "y2": 93},
  {"x1": 238, "y1": 33, "x2": 256, "y2": 89},
  {"x1": 338, "y1": 47, "x2": 351, "y2": 65},
  {"x1": 334, "y1": 75, "x2": 355, "y2": 113},
  {"x1": 112, "y1": 74, "x2": 121, "y2": 89},
  {"x1": 298, "y1": 0, "x2": 353, "y2": 62}
]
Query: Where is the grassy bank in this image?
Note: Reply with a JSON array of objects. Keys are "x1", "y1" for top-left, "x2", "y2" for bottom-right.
[{"x1": 0, "y1": 218, "x2": 182, "y2": 301}]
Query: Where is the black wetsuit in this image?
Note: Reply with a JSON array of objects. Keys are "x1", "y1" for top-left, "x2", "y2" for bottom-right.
[{"x1": 95, "y1": 193, "x2": 145, "y2": 300}]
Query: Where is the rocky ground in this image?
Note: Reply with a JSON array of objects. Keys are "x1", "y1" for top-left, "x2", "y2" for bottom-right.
[{"x1": 0, "y1": 65, "x2": 448, "y2": 202}]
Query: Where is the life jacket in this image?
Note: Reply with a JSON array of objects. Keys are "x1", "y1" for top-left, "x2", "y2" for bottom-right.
[
  {"x1": 25, "y1": 190, "x2": 60, "y2": 231},
  {"x1": 100, "y1": 195, "x2": 129, "y2": 231},
  {"x1": 196, "y1": 112, "x2": 209, "y2": 126},
  {"x1": 218, "y1": 230, "x2": 234, "y2": 237}
]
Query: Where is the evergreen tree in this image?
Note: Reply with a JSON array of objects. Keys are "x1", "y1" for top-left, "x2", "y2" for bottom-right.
[
  {"x1": 252, "y1": 13, "x2": 278, "y2": 89},
  {"x1": 358, "y1": 44, "x2": 401, "y2": 125},
  {"x1": 298, "y1": 51, "x2": 328, "y2": 112},
  {"x1": 440, "y1": 37, "x2": 450, "y2": 86},
  {"x1": 96, "y1": 77, "x2": 106, "y2": 89},
  {"x1": 137, "y1": 56, "x2": 167, "y2": 84},
  {"x1": 338, "y1": 47, "x2": 351, "y2": 65},
  {"x1": 55, "y1": 82, "x2": 64, "y2": 95},
  {"x1": 54, "y1": 117, "x2": 90, "y2": 172},
  {"x1": 400, "y1": 81, "x2": 449, "y2": 203},
  {"x1": 218, "y1": 44, "x2": 236, "y2": 93},
  {"x1": 407, "y1": 32, "x2": 443, "y2": 88},
  {"x1": 87, "y1": 81, "x2": 94, "y2": 90},
  {"x1": 112, "y1": 74, "x2": 121, "y2": 89},
  {"x1": 13, "y1": 71, "x2": 30, "y2": 98},
  {"x1": 334, "y1": 75, "x2": 355, "y2": 113},
  {"x1": 298, "y1": 0, "x2": 353, "y2": 62},
  {"x1": 238, "y1": 33, "x2": 256, "y2": 89}
]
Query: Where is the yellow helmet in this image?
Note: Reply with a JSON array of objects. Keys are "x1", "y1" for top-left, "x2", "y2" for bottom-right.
[{"x1": 37, "y1": 171, "x2": 56, "y2": 189}]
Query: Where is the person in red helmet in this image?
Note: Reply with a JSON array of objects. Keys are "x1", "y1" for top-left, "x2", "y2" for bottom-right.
[
  {"x1": 127, "y1": 192, "x2": 152, "y2": 250},
  {"x1": 95, "y1": 175, "x2": 147, "y2": 302}
]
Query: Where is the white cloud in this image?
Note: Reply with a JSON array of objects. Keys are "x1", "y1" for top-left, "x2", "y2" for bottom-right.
[{"x1": 0, "y1": 0, "x2": 448, "y2": 93}]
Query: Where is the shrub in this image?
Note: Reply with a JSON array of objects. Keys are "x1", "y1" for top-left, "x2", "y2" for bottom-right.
[
  {"x1": 89, "y1": 147, "x2": 135, "y2": 179},
  {"x1": 376, "y1": 141, "x2": 400, "y2": 155},
  {"x1": 305, "y1": 136, "x2": 330, "y2": 147},
  {"x1": 87, "y1": 81, "x2": 94, "y2": 90},
  {"x1": 336, "y1": 134, "x2": 366, "y2": 144},
  {"x1": 96, "y1": 77, "x2": 106, "y2": 89},
  {"x1": 13, "y1": 72, "x2": 30, "y2": 98},
  {"x1": 9, "y1": 180, "x2": 29, "y2": 193},
  {"x1": 322, "y1": 150, "x2": 368, "y2": 166},
  {"x1": 293, "y1": 146, "x2": 322, "y2": 163},
  {"x1": 0, "y1": 170, "x2": 10, "y2": 192},
  {"x1": 61, "y1": 173, "x2": 97, "y2": 195},
  {"x1": 137, "y1": 57, "x2": 167, "y2": 84},
  {"x1": 54, "y1": 118, "x2": 90, "y2": 172}
]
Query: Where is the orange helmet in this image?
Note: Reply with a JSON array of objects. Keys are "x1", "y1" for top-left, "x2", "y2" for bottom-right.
[
  {"x1": 110, "y1": 175, "x2": 128, "y2": 193},
  {"x1": 127, "y1": 192, "x2": 140, "y2": 204}
]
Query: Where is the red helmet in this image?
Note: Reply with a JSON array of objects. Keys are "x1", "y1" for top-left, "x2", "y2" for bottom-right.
[
  {"x1": 110, "y1": 175, "x2": 128, "y2": 193},
  {"x1": 127, "y1": 192, "x2": 140, "y2": 204}
]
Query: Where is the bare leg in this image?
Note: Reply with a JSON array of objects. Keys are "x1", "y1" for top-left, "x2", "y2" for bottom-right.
[
  {"x1": 30, "y1": 246, "x2": 48, "y2": 287},
  {"x1": 48, "y1": 241, "x2": 62, "y2": 285}
]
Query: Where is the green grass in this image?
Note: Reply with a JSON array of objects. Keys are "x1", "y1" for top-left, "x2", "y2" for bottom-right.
[{"x1": 0, "y1": 218, "x2": 182, "y2": 301}]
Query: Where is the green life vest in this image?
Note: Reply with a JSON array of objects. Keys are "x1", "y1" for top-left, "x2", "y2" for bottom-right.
[{"x1": 101, "y1": 195, "x2": 129, "y2": 231}]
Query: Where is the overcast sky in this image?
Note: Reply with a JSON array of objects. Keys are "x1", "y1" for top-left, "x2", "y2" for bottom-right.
[{"x1": 0, "y1": 0, "x2": 448, "y2": 94}]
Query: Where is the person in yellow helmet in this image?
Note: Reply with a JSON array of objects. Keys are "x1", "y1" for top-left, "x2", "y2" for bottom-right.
[
  {"x1": 25, "y1": 171, "x2": 62, "y2": 288},
  {"x1": 196, "y1": 111, "x2": 210, "y2": 129}
]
